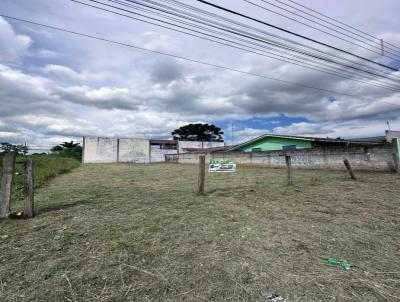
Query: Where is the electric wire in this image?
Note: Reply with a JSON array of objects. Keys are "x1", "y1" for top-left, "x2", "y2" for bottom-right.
[
  {"x1": 246, "y1": 0, "x2": 400, "y2": 60},
  {"x1": 2, "y1": 13, "x2": 400, "y2": 109},
  {"x1": 195, "y1": 0, "x2": 399, "y2": 72},
  {"x1": 78, "y1": 0, "x2": 400, "y2": 91},
  {"x1": 282, "y1": 0, "x2": 400, "y2": 54},
  {"x1": 152, "y1": 0, "x2": 400, "y2": 81}
]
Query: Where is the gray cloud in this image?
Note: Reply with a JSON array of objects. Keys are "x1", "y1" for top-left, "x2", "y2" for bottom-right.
[{"x1": 150, "y1": 59, "x2": 185, "y2": 83}]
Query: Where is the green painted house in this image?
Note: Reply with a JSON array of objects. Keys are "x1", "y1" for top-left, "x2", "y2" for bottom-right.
[
  {"x1": 229, "y1": 134, "x2": 314, "y2": 152},
  {"x1": 227, "y1": 134, "x2": 388, "y2": 152}
]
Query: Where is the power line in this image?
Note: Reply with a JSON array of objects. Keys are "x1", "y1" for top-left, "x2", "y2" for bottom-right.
[
  {"x1": 154, "y1": 0, "x2": 400, "y2": 81},
  {"x1": 195, "y1": 0, "x2": 399, "y2": 73},
  {"x1": 249, "y1": 0, "x2": 400, "y2": 59},
  {"x1": 115, "y1": 0, "x2": 400, "y2": 83},
  {"x1": 1, "y1": 14, "x2": 399, "y2": 109},
  {"x1": 77, "y1": 0, "x2": 400, "y2": 91},
  {"x1": 282, "y1": 0, "x2": 400, "y2": 54}
]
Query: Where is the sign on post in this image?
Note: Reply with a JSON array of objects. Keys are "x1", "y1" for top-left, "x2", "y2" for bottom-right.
[{"x1": 209, "y1": 158, "x2": 236, "y2": 173}]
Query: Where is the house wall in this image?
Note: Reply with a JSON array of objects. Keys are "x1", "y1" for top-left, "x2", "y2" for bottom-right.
[
  {"x1": 238, "y1": 137, "x2": 312, "y2": 152},
  {"x1": 166, "y1": 144, "x2": 396, "y2": 171}
]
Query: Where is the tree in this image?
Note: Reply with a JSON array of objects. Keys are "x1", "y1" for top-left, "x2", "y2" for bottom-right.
[
  {"x1": 0, "y1": 142, "x2": 28, "y2": 155},
  {"x1": 51, "y1": 141, "x2": 82, "y2": 161},
  {"x1": 50, "y1": 145, "x2": 63, "y2": 152},
  {"x1": 60, "y1": 141, "x2": 80, "y2": 149},
  {"x1": 171, "y1": 123, "x2": 224, "y2": 142}
]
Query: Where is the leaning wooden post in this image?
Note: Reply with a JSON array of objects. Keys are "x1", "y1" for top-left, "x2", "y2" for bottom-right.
[
  {"x1": 343, "y1": 158, "x2": 356, "y2": 180},
  {"x1": 285, "y1": 155, "x2": 293, "y2": 186},
  {"x1": 23, "y1": 160, "x2": 34, "y2": 218},
  {"x1": 0, "y1": 152, "x2": 16, "y2": 218},
  {"x1": 197, "y1": 155, "x2": 206, "y2": 194}
]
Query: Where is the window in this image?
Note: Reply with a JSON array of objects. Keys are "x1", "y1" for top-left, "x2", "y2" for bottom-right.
[
  {"x1": 252, "y1": 147, "x2": 262, "y2": 152},
  {"x1": 282, "y1": 145, "x2": 297, "y2": 150}
]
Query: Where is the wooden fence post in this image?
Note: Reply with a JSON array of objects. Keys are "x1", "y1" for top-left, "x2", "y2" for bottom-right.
[
  {"x1": 343, "y1": 158, "x2": 356, "y2": 180},
  {"x1": 0, "y1": 152, "x2": 16, "y2": 218},
  {"x1": 392, "y1": 153, "x2": 399, "y2": 173},
  {"x1": 197, "y1": 155, "x2": 206, "y2": 194},
  {"x1": 23, "y1": 160, "x2": 34, "y2": 218},
  {"x1": 285, "y1": 155, "x2": 293, "y2": 186}
]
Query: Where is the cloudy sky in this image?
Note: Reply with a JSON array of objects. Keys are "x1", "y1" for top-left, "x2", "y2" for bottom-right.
[{"x1": 1, "y1": 0, "x2": 400, "y2": 150}]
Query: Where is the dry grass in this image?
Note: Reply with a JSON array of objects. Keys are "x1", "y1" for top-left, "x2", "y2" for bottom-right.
[{"x1": 0, "y1": 163, "x2": 399, "y2": 301}]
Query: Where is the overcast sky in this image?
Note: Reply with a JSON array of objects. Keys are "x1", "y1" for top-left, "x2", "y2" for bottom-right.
[{"x1": 1, "y1": 0, "x2": 400, "y2": 149}]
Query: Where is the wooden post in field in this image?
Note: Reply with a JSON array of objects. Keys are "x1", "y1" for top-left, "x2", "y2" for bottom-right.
[
  {"x1": 0, "y1": 152, "x2": 16, "y2": 218},
  {"x1": 23, "y1": 160, "x2": 34, "y2": 218},
  {"x1": 392, "y1": 153, "x2": 399, "y2": 173},
  {"x1": 197, "y1": 155, "x2": 206, "y2": 194},
  {"x1": 343, "y1": 158, "x2": 356, "y2": 180},
  {"x1": 285, "y1": 155, "x2": 293, "y2": 186}
]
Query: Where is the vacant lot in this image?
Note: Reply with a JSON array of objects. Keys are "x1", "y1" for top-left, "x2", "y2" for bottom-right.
[{"x1": 1, "y1": 163, "x2": 399, "y2": 301}]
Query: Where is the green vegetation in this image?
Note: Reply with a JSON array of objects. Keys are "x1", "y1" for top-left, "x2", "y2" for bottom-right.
[
  {"x1": 0, "y1": 154, "x2": 81, "y2": 208},
  {"x1": 172, "y1": 123, "x2": 224, "y2": 142},
  {"x1": 0, "y1": 164, "x2": 399, "y2": 301},
  {"x1": 50, "y1": 141, "x2": 83, "y2": 162}
]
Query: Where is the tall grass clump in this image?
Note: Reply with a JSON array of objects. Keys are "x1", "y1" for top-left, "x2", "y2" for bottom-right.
[{"x1": 0, "y1": 154, "x2": 81, "y2": 205}]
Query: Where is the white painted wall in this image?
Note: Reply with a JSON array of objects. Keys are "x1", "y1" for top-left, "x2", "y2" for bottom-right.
[
  {"x1": 119, "y1": 138, "x2": 149, "y2": 163},
  {"x1": 83, "y1": 137, "x2": 149, "y2": 163},
  {"x1": 83, "y1": 137, "x2": 118, "y2": 163}
]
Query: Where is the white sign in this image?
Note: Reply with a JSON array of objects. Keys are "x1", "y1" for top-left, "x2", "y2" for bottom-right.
[{"x1": 209, "y1": 158, "x2": 236, "y2": 172}]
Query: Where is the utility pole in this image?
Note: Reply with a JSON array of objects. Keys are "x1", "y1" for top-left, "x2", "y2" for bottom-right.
[{"x1": 231, "y1": 122, "x2": 234, "y2": 146}]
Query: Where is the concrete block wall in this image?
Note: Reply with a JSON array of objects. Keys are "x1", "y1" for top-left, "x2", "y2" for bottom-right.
[
  {"x1": 83, "y1": 137, "x2": 118, "y2": 163},
  {"x1": 83, "y1": 137, "x2": 150, "y2": 163},
  {"x1": 119, "y1": 138, "x2": 150, "y2": 163},
  {"x1": 166, "y1": 144, "x2": 397, "y2": 171}
]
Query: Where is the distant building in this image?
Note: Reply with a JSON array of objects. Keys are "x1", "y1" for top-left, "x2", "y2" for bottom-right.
[
  {"x1": 165, "y1": 131, "x2": 400, "y2": 171},
  {"x1": 82, "y1": 137, "x2": 225, "y2": 163},
  {"x1": 227, "y1": 133, "x2": 390, "y2": 152}
]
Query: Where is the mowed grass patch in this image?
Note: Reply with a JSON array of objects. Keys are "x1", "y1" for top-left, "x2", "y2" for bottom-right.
[{"x1": 0, "y1": 163, "x2": 399, "y2": 301}]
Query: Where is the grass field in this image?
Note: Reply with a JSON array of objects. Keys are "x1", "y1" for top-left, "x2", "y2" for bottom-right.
[
  {"x1": 0, "y1": 163, "x2": 400, "y2": 301},
  {"x1": 0, "y1": 154, "x2": 81, "y2": 208}
]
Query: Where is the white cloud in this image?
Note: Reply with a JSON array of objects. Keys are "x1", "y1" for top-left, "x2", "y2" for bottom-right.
[{"x1": 0, "y1": 17, "x2": 31, "y2": 61}]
